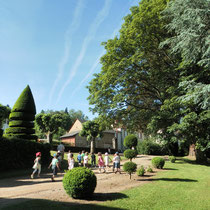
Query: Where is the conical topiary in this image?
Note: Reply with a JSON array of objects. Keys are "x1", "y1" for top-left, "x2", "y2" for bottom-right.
[{"x1": 5, "y1": 85, "x2": 37, "y2": 140}]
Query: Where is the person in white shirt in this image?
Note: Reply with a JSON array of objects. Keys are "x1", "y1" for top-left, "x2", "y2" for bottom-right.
[
  {"x1": 104, "y1": 152, "x2": 112, "y2": 171},
  {"x1": 83, "y1": 152, "x2": 89, "y2": 167},
  {"x1": 113, "y1": 152, "x2": 121, "y2": 174},
  {"x1": 68, "y1": 153, "x2": 75, "y2": 170}
]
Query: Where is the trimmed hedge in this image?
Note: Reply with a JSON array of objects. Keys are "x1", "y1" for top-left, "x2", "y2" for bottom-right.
[
  {"x1": 63, "y1": 167, "x2": 97, "y2": 199},
  {"x1": 9, "y1": 112, "x2": 35, "y2": 121},
  {"x1": 124, "y1": 149, "x2": 137, "y2": 161},
  {"x1": 9, "y1": 120, "x2": 34, "y2": 128},
  {"x1": 123, "y1": 161, "x2": 137, "y2": 179},
  {"x1": 152, "y1": 157, "x2": 165, "y2": 169},
  {"x1": 4, "y1": 133, "x2": 37, "y2": 140},
  {"x1": 123, "y1": 134, "x2": 138, "y2": 149},
  {"x1": 169, "y1": 156, "x2": 176, "y2": 163},
  {"x1": 5, "y1": 127, "x2": 35, "y2": 134},
  {"x1": 12, "y1": 85, "x2": 36, "y2": 114},
  {"x1": 0, "y1": 137, "x2": 51, "y2": 172},
  {"x1": 137, "y1": 166, "x2": 145, "y2": 176}
]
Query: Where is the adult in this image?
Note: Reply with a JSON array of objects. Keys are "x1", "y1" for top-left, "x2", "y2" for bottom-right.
[{"x1": 57, "y1": 142, "x2": 65, "y2": 160}]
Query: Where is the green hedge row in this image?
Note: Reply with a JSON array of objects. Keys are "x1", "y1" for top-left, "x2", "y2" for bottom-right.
[
  {"x1": 4, "y1": 133, "x2": 37, "y2": 140},
  {"x1": 5, "y1": 127, "x2": 35, "y2": 134},
  {"x1": 9, "y1": 120, "x2": 34, "y2": 128},
  {"x1": 0, "y1": 137, "x2": 51, "y2": 172}
]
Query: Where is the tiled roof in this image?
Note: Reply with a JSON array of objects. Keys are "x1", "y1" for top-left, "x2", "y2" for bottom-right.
[{"x1": 60, "y1": 130, "x2": 80, "y2": 138}]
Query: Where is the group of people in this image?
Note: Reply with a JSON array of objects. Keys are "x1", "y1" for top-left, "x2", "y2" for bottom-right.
[
  {"x1": 67, "y1": 150, "x2": 121, "y2": 174},
  {"x1": 31, "y1": 143, "x2": 121, "y2": 182}
]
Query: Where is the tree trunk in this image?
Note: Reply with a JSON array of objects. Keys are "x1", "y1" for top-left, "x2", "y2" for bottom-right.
[
  {"x1": 90, "y1": 138, "x2": 96, "y2": 154},
  {"x1": 195, "y1": 149, "x2": 207, "y2": 163},
  {"x1": 129, "y1": 173, "x2": 131, "y2": 179},
  {"x1": 46, "y1": 132, "x2": 53, "y2": 144}
]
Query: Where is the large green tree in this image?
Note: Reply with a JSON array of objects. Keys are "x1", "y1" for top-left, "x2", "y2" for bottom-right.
[
  {"x1": 35, "y1": 111, "x2": 72, "y2": 144},
  {"x1": 0, "y1": 104, "x2": 11, "y2": 137},
  {"x1": 88, "y1": 0, "x2": 179, "y2": 132},
  {"x1": 5, "y1": 85, "x2": 37, "y2": 140},
  {"x1": 160, "y1": 0, "x2": 210, "y2": 162},
  {"x1": 79, "y1": 120, "x2": 103, "y2": 153}
]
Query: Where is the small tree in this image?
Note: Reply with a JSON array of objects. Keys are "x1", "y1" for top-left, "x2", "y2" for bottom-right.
[
  {"x1": 124, "y1": 134, "x2": 138, "y2": 149},
  {"x1": 123, "y1": 161, "x2": 137, "y2": 179},
  {"x1": 124, "y1": 149, "x2": 137, "y2": 161},
  {"x1": 5, "y1": 85, "x2": 37, "y2": 140},
  {"x1": 79, "y1": 120, "x2": 103, "y2": 154}
]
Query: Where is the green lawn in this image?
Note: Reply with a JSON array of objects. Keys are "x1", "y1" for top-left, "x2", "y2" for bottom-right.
[{"x1": 2, "y1": 158, "x2": 210, "y2": 210}]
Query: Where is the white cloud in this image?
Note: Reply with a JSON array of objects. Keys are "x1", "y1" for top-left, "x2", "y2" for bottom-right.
[
  {"x1": 56, "y1": 0, "x2": 112, "y2": 104},
  {"x1": 48, "y1": 0, "x2": 85, "y2": 105}
]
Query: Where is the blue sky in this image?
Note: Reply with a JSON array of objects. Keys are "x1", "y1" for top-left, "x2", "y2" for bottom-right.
[{"x1": 0, "y1": 0, "x2": 140, "y2": 119}]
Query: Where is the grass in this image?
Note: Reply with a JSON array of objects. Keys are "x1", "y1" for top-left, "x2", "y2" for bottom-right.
[{"x1": 2, "y1": 157, "x2": 210, "y2": 210}]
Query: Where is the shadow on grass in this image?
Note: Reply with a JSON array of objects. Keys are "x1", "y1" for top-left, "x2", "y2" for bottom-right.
[
  {"x1": 0, "y1": 197, "x2": 124, "y2": 210},
  {"x1": 138, "y1": 177, "x2": 197, "y2": 182},
  {"x1": 88, "y1": 192, "x2": 128, "y2": 202},
  {"x1": 163, "y1": 168, "x2": 178, "y2": 171},
  {"x1": 180, "y1": 158, "x2": 210, "y2": 166}
]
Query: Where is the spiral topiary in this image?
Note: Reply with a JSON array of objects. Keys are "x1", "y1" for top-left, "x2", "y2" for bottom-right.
[
  {"x1": 123, "y1": 161, "x2": 137, "y2": 179},
  {"x1": 123, "y1": 134, "x2": 138, "y2": 149},
  {"x1": 5, "y1": 85, "x2": 37, "y2": 140},
  {"x1": 63, "y1": 167, "x2": 97, "y2": 199},
  {"x1": 151, "y1": 157, "x2": 165, "y2": 169},
  {"x1": 124, "y1": 149, "x2": 137, "y2": 161}
]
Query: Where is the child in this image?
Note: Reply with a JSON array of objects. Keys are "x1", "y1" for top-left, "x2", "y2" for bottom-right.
[
  {"x1": 68, "y1": 153, "x2": 75, "y2": 170},
  {"x1": 48, "y1": 154, "x2": 60, "y2": 182},
  {"x1": 113, "y1": 152, "x2": 121, "y2": 174},
  {"x1": 81, "y1": 150, "x2": 85, "y2": 165},
  {"x1": 91, "y1": 152, "x2": 96, "y2": 167},
  {"x1": 31, "y1": 152, "x2": 41, "y2": 179},
  {"x1": 57, "y1": 151, "x2": 62, "y2": 169},
  {"x1": 67, "y1": 150, "x2": 72, "y2": 164},
  {"x1": 98, "y1": 152, "x2": 106, "y2": 173},
  {"x1": 83, "y1": 152, "x2": 89, "y2": 167},
  {"x1": 104, "y1": 152, "x2": 112, "y2": 170},
  {"x1": 77, "y1": 152, "x2": 82, "y2": 166}
]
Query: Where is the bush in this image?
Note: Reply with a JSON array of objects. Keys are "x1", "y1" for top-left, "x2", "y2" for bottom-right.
[
  {"x1": 124, "y1": 134, "x2": 138, "y2": 149},
  {"x1": 169, "y1": 156, "x2": 176, "y2": 163},
  {"x1": 0, "y1": 137, "x2": 51, "y2": 171},
  {"x1": 137, "y1": 139, "x2": 165, "y2": 155},
  {"x1": 123, "y1": 161, "x2": 137, "y2": 179},
  {"x1": 137, "y1": 166, "x2": 145, "y2": 176},
  {"x1": 124, "y1": 149, "x2": 137, "y2": 161},
  {"x1": 147, "y1": 166, "x2": 153, "y2": 173},
  {"x1": 152, "y1": 157, "x2": 165, "y2": 169},
  {"x1": 63, "y1": 167, "x2": 97, "y2": 199}
]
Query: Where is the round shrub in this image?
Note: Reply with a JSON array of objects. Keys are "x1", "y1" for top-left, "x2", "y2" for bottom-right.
[
  {"x1": 63, "y1": 167, "x2": 97, "y2": 199},
  {"x1": 137, "y1": 166, "x2": 145, "y2": 176},
  {"x1": 152, "y1": 157, "x2": 165, "y2": 169},
  {"x1": 124, "y1": 149, "x2": 137, "y2": 161},
  {"x1": 147, "y1": 166, "x2": 153, "y2": 173},
  {"x1": 124, "y1": 134, "x2": 138, "y2": 149},
  {"x1": 169, "y1": 156, "x2": 176, "y2": 163},
  {"x1": 123, "y1": 161, "x2": 137, "y2": 179}
]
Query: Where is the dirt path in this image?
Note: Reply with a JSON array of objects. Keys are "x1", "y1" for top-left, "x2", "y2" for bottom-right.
[{"x1": 0, "y1": 155, "x2": 160, "y2": 208}]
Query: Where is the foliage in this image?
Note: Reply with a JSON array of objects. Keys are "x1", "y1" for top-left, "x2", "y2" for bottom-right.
[
  {"x1": 147, "y1": 166, "x2": 153, "y2": 173},
  {"x1": 0, "y1": 136, "x2": 51, "y2": 171},
  {"x1": 79, "y1": 120, "x2": 104, "y2": 153},
  {"x1": 63, "y1": 167, "x2": 97, "y2": 199},
  {"x1": 160, "y1": 0, "x2": 210, "y2": 163},
  {"x1": 137, "y1": 139, "x2": 165, "y2": 155},
  {"x1": 5, "y1": 85, "x2": 37, "y2": 140},
  {"x1": 123, "y1": 134, "x2": 138, "y2": 149},
  {"x1": 169, "y1": 156, "x2": 176, "y2": 163},
  {"x1": 151, "y1": 157, "x2": 165, "y2": 169},
  {"x1": 68, "y1": 109, "x2": 89, "y2": 123},
  {"x1": 35, "y1": 111, "x2": 72, "y2": 143},
  {"x1": 137, "y1": 166, "x2": 145, "y2": 176},
  {"x1": 87, "y1": 0, "x2": 179, "y2": 132},
  {"x1": 123, "y1": 161, "x2": 137, "y2": 179},
  {"x1": 123, "y1": 149, "x2": 137, "y2": 161},
  {"x1": 0, "y1": 104, "x2": 10, "y2": 128}
]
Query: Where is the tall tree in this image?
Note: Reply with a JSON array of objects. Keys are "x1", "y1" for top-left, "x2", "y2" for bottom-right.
[
  {"x1": 87, "y1": 0, "x2": 179, "y2": 132},
  {"x1": 160, "y1": 0, "x2": 210, "y2": 162},
  {"x1": 5, "y1": 85, "x2": 37, "y2": 140},
  {"x1": 79, "y1": 120, "x2": 103, "y2": 153}
]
